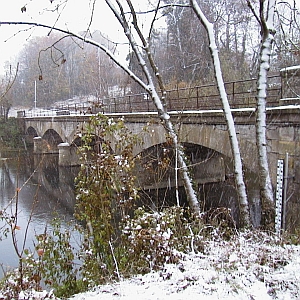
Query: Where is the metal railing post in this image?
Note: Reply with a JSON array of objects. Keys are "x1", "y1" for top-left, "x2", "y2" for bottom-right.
[
  {"x1": 129, "y1": 95, "x2": 132, "y2": 112},
  {"x1": 147, "y1": 94, "x2": 150, "y2": 112}
]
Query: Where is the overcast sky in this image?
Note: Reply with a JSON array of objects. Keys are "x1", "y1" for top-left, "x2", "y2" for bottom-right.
[
  {"x1": 0, "y1": 0, "x2": 142, "y2": 74},
  {"x1": 0, "y1": 0, "x2": 299, "y2": 75}
]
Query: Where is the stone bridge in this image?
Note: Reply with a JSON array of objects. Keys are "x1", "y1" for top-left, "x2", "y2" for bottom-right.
[
  {"x1": 19, "y1": 106, "x2": 300, "y2": 190},
  {"x1": 17, "y1": 103, "x2": 300, "y2": 229},
  {"x1": 16, "y1": 70, "x2": 300, "y2": 228}
]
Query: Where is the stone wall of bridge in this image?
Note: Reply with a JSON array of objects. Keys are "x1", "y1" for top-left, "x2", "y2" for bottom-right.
[
  {"x1": 21, "y1": 109, "x2": 300, "y2": 186},
  {"x1": 20, "y1": 108, "x2": 300, "y2": 230}
]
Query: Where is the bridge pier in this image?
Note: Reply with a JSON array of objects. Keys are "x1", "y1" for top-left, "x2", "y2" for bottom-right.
[
  {"x1": 33, "y1": 136, "x2": 49, "y2": 153},
  {"x1": 58, "y1": 142, "x2": 80, "y2": 166}
]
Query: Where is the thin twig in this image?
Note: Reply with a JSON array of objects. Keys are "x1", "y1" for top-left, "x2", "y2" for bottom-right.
[{"x1": 0, "y1": 63, "x2": 19, "y2": 101}]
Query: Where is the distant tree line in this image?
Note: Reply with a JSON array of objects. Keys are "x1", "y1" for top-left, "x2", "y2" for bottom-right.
[{"x1": 0, "y1": 0, "x2": 299, "y2": 109}]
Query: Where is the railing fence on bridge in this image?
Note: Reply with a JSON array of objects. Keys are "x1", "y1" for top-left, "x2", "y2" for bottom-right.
[{"x1": 19, "y1": 74, "x2": 300, "y2": 118}]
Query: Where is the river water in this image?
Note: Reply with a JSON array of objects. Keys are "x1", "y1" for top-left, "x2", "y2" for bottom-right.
[
  {"x1": 0, "y1": 150, "x2": 78, "y2": 278},
  {"x1": 0, "y1": 148, "x2": 262, "y2": 279}
]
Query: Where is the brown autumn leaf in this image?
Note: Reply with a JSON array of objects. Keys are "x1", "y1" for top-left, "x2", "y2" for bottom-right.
[
  {"x1": 39, "y1": 75, "x2": 43, "y2": 81},
  {"x1": 37, "y1": 248, "x2": 44, "y2": 256}
]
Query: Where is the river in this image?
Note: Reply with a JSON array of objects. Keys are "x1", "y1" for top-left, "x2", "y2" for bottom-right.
[
  {"x1": 0, "y1": 148, "x2": 262, "y2": 279},
  {"x1": 0, "y1": 150, "x2": 79, "y2": 278}
]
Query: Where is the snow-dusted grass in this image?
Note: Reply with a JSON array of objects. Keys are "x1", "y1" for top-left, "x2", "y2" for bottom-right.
[
  {"x1": 70, "y1": 231, "x2": 300, "y2": 300},
  {"x1": 1, "y1": 230, "x2": 299, "y2": 299}
]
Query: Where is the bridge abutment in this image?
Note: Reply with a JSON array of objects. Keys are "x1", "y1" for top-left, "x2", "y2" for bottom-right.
[{"x1": 58, "y1": 142, "x2": 80, "y2": 166}]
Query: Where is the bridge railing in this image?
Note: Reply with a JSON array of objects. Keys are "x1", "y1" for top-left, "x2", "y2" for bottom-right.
[
  {"x1": 95, "y1": 75, "x2": 282, "y2": 113},
  {"x1": 169, "y1": 75, "x2": 282, "y2": 111},
  {"x1": 20, "y1": 74, "x2": 291, "y2": 117}
]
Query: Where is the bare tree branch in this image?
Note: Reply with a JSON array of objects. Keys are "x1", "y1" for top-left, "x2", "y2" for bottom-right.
[
  {"x1": 246, "y1": 0, "x2": 262, "y2": 25},
  {"x1": 0, "y1": 63, "x2": 19, "y2": 101}
]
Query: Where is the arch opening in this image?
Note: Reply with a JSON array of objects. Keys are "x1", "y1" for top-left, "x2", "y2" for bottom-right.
[
  {"x1": 25, "y1": 126, "x2": 38, "y2": 147},
  {"x1": 135, "y1": 142, "x2": 226, "y2": 207},
  {"x1": 135, "y1": 142, "x2": 261, "y2": 228},
  {"x1": 42, "y1": 129, "x2": 64, "y2": 152},
  {"x1": 69, "y1": 134, "x2": 113, "y2": 165}
]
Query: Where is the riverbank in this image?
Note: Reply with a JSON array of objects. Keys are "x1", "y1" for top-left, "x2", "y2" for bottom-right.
[
  {"x1": 0, "y1": 117, "x2": 25, "y2": 149},
  {"x1": 69, "y1": 230, "x2": 300, "y2": 299},
  {"x1": 3, "y1": 230, "x2": 299, "y2": 299}
]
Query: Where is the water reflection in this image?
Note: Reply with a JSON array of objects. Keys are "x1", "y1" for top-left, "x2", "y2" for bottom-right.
[
  {"x1": 0, "y1": 151, "x2": 78, "y2": 278},
  {"x1": 0, "y1": 150, "x2": 262, "y2": 278}
]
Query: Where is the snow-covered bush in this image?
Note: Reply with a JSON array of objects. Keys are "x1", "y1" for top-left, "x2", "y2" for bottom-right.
[
  {"x1": 121, "y1": 207, "x2": 201, "y2": 274},
  {"x1": 120, "y1": 204, "x2": 240, "y2": 275}
]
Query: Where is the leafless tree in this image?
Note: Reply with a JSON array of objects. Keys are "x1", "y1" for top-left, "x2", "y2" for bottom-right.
[
  {"x1": 190, "y1": 0, "x2": 251, "y2": 227},
  {"x1": 0, "y1": 1, "x2": 201, "y2": 216},
  {"x1": 246, "y1": 0, "x2": 276, "y2": 229},
  {"x1": 0, "y1": 64, "x2": 19, "y2": 120}
]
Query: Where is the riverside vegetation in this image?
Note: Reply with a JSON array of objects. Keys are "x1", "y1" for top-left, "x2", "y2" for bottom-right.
[
  {"x1": 0, "y1": 114, "x2": 299, "y2": 299},
  {"x1": 0, "y1": 118, "x2": 24, "y2": 149}
]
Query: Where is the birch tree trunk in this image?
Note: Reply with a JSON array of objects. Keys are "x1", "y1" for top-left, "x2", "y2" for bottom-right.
[
  {"x1": 248, "y1": 0, "x2": 276, "y2": 230},
  {"x1": 190, "y1": 0, "x2": 251, "y2": 227},
  {"x1": 105, "y1": 0, "x2": 201, "y2": 215}
]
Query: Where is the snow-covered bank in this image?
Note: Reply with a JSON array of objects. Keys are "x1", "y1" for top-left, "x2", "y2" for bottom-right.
[{"x1": 70, "y1": 231, "x2": 300, "y2": 300}]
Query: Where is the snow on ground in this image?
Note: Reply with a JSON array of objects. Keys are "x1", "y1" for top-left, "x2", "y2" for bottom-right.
[{"x1": 70, "y1": 232, "x2": 300, "y2": 300}]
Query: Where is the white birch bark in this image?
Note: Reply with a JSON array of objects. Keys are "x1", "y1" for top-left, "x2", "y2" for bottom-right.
[
  {"x1": 105, "y1": 0, "x2": 201, "y2": 215},
  {"x1": 252, "y1": 0, "x2": 276, "y2": 228},
  {"x1": 190, "y1": 0, "x2": 251, "y2": 227}
]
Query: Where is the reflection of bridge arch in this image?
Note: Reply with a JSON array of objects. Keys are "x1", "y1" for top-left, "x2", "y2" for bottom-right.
[{"x1": 32, "y1": 154, "x2": 77, "y2": 212}]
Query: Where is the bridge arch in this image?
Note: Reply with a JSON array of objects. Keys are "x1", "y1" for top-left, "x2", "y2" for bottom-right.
[
  {"x1": 179, "y1": 124, "x2": 232, "y2": 157},
  {"x1": 179, "y1": 124, "x2": 258, "y2": 172},
  {"x1": 135, "y1": 141, "x2": 226, "y2": 190},
  {"x1": 25, "y1": 126, "x2": 38, "y2": 146},
  {"x1": 135, "y1": 141, "x2": 243, "y2": 223},
  {"x1": 42, "y1": 129, "x2": 64, "y2": 152},
  {"x1": 133, "y1": 123, "x2": 258, "y2": 173}
]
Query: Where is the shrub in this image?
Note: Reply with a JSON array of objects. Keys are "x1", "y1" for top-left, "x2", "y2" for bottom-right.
[{"x1": 74, "y1": 114, "x2": 142, "y2": 285}]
